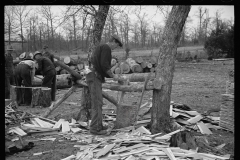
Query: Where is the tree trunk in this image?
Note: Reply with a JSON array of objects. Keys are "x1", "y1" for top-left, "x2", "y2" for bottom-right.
[
  {"x1": 151, "y1": 6, "x2": 191, "y2": 134},
  {"x1": 81, "y1": 5, "x2": 110, "y2": 122}
]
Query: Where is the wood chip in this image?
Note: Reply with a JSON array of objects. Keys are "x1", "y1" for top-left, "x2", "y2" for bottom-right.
[
  {"x1": 8, "y1": 127, "x2": 27, "y2": 136},
  {"x1": 161, "y1": 148, "x2": 177, "y2": 160},
  {"x1": 70, "y1": 127, "x2": 81, "y2": 133},
  {"x1": 53, "y1": 119, "x2": 65, "y2": 129},
  {"x1": 61, "y1": 121, "x2": 70, "y2": 133},
  {"x1": 197, "y1": 121, "x2": 212, "y2": 135},
  {"x1": 95, "y1": 143, "x2": 116, "y2": 158},
  {"x1": 113, "y1": 143, "x2": 145, "y2": 154},
  {"x1": 187, "y1": 115, "x2": 203, "y2": 124},
  {"x1": 34, "y1": 118, "x2": 54, "y2": 128},
  {"x1": 135, "y1": 126, "x2": 151, "y2": 135}
]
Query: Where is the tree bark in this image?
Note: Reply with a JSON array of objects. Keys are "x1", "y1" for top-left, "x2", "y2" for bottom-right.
[
  {"x1": 151, "y1": 6, "x2": 191, "y2": 134},
  {"x1": 81, "y1": 5, "x2": 110, "y2": 121}
]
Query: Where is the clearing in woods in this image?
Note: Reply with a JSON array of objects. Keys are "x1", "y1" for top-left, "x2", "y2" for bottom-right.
[{"x1": 6, "y1": 58, "x2": 234, "y2": 160}]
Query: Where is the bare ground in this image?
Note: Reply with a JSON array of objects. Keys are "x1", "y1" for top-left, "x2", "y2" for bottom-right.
[{"x1": 6, "y1": 59, "x2": 234, "y2": 160}]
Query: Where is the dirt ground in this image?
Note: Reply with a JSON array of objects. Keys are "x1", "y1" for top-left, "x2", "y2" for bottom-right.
[{"x1": 6, "y1": 59, "x2": 234, "y2": 160}]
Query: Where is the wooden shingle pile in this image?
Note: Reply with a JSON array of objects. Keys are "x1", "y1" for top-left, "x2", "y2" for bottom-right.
[
  {"x1": 61, "y1": 127, "x2": 230, "y2": 160},
  {"x1": 220, "y1": 94, "x2": 234, "y2": 132},
  {"x1": 220, "y1": 70, "x2": 234, "y2": 132}
]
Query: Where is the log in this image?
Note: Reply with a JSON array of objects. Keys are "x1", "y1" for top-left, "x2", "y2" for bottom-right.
[
  {"x1": 77, "y1": 63, "x2": 84, "y2": 71},
  {"x1": 115, "y1": 67, "x2": 121, "y2": 74},
  {"x1": 55, "y1": 66, "x2": 61, "y2": 72},
  {"x1": 147, "y1": 62, "x2": 153, "y2": 68},
  {"x1": 32, "y1": 74, "x2": 72, "y2": 89},
  {"x1": 106, "y1": 73, "x2": 155, "y2": 82},
  {"x1": 60, "y1": 69, "x2": 68, "y2": 75},
  {"x1": 126, "y1": 58, "x2": 142, "y2": 73},
  {"x1": 150, "y1": 67, "x2": 155, "y2": 72},
  {"x1": 141, "y1": 61, "x2": 147, "y2": 69},
  {"x1": 150, "y1": 56, "x2": 157, "y2": 65},
  {"x1": 13, "y1": 60, "x2": 21, "y2": 65},
  {"x1": 64, "y1": 56, "x2": 77, "y2": 65},
  {"x1": 54, "y1": 60, "x2": 82, "y2": 80},
  {"x1": 19, "y1": 52, "x2": 26, "y2": 59},
  {"x1": 119, "y1": 62, "x2": 130, "y2": 74},
  {"x1": 111, "y1": 58, "x2": 117, "y2": 67},
  {"x1": 29, "y1": 53, "x2": 34, "y2": 59},
  {"x1": 136, "y1": 57, "x2": 144, "y2": 64},
  {"x1": 102, "y1": 81, "x2": 154, "y2": 92},
  {"x1": 69, "y1": 65, "x2": 76, "y2": 70},
  {"x1": 111, "y1": 63, "x2": 119, "y2": 74},
  {"x1": 42, "y1": 85, "x2": 78, "y2": 118}
]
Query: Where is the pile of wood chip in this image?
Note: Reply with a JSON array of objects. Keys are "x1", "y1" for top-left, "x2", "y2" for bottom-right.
[
  {"x1": 5, "y1": 100, "x2": 233, "y2": 159},
  {"x1": 5, "y1": 102, "x2": 31, "y2": 126}
]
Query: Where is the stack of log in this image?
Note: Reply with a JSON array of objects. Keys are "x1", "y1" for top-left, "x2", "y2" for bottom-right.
[
  {"x1": 111, "y1": 56, "x2": 157, "y2": 74},
  {"x1": 57, "y1": 55, "x2": 85, "y2": 75}
]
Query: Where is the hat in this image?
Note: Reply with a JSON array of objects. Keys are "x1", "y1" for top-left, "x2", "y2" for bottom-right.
[
  {"x1": 43, "y1": 45, "x2": 48, "y2": 49},
  {"x1": 111, "y1": 35, "x2": 123, "y2": 47},
  {"x1": 6, "y1": 45, "x2": 14, "y2": 51},
  {"x1": 24, "y1": 55, "x2": 34, "y2": 61},
  {"x1": 33, "y1": 51, "x2": 42, "y2": 59}
]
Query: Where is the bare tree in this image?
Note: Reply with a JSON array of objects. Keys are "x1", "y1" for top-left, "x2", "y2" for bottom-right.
[
  {"x1": 151, "y1": 5, "x2": 191, "y2": 134},
  {"x1": 5, "y1": 6, "x2": 18, "y2": 45},
  {"x1": 195, "y1": 6, "x2": 207, "y2": 44},
  {"x1": 13, "y1": 6, "x2": 31, "y2": 51},
  {"x1": 40, "y1": 6, "x2": 58, "y2": 49}
]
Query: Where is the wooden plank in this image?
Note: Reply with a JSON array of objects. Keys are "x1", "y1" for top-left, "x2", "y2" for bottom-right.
[
  {"x1": 197, "y1": 121, "x2": 212, "y2": 135},
  {"x1": 8, "y1": 127, "x2": 27, "y2": 136},
  {"x1": 161, "y1": 148, "x2": 177, "y2": 160},
  {"x1": 187, "y1": 115, "x2": 203, "y2": 124},
  {"x1": 113, "y1": 143, "x2": 145, "y2": 154},
  {"x1": 33, "y1": 118, "x2": 54, "y2": 128},
  {"x1": 53, "y1": 119, "x2": 64, "y2": 129},
  {"x1": 61, "y1": 121, "x2": 70, "y2": 133},
  {"x1": 95, "y1": 143, "x2": 116, "y2": 158},
  {"x1": 135, "y1": 126, "x2": 151, "y2": 135},
  {"x1": 109, "y1": 147, "x2": 152, "y2": 158},
  {"x1": 70, "y1": 127, "x2": 81, "y2": 133},
  {"x1": 185, "y1": 111, "x2": 201, "y2": 116}
]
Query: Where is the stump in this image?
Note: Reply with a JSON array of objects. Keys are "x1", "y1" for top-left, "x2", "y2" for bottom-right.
[
  {"x1": 169, "y1": 130, "x2": 197, "y2": 150},
  {"x1": 31, "y1": 88, "x2": 41, "y2": 107},
  {"x1": 39, "y1": 88, "x2": 52, "y2": 107},
  {"x1": 115, "y1": 104, "x2": 138, "y2": 129},
  {"x1": 31, "y1": 87, "x2": 52, "y2": 108}
]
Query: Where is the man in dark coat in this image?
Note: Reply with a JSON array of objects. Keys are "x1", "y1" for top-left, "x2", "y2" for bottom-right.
[
  {"x1": 14, "y1": 56, "x2": 36, "y2": 105},
  {"x1": 87, "y1": 35, "x2": 123, "y2": 135},
  {"x1": 42, "y1": 45, "x2": 54, "y2": 63},
  {"x1": 33, "y1": 51, "x2": 56, "y2": 101},
  {"x1": 5, "y1": 45, "x2": 16, "y2": 99}
]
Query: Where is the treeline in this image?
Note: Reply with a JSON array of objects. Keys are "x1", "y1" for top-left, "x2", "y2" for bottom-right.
[{"x1": 5, "y1": 6, "x2": 234, "y2": 53}]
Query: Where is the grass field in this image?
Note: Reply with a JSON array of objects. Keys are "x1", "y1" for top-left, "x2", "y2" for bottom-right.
[{"x1": 6, "y1": 58, "x2": 234, "y2": 160}]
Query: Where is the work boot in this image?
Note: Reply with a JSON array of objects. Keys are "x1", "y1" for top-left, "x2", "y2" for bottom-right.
[{"x1": 90, "y1": 129, "x2": 108, "y2": 135}]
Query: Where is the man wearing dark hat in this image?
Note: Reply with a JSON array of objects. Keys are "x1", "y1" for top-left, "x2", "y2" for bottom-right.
[
  {"x1": 87, "y1": 34, "x2": 124, "y2": 135},
  {"x1": 42, "y1": 45, "x2": 54, "y2": 63},
  {"x1": 33, "y1": 51, "x2": 56, "y2": 102},
  {"x1": 5, "y1": 45, "x2": 16, "y2": 99},
  {"x1": 14, "y1": 56, "x2": 36, "y2": 105}
]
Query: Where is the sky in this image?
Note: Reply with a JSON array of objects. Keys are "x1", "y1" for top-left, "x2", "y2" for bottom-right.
[{"x1": 29, "y1": 5, "x2": 234, "y2": 37}]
